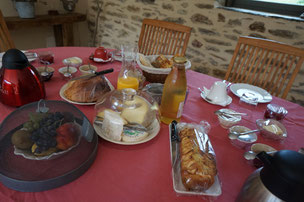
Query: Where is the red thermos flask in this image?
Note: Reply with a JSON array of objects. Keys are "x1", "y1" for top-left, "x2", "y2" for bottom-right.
[{"x1": 0, "y1": 49, "x2": 45, "y2": 107}]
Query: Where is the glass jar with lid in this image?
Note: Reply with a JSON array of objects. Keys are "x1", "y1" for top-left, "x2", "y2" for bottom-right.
[
  {"x1": 160, "y1": 56, "x2": 187, "y2": 124},
  {"x1": 94, "y1": 88, "x2": 160, "y2": 144}
]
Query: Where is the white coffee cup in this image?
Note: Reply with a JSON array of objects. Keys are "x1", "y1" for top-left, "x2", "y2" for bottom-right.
[{"x1": 206, "y1": 81, "x2": 228, "y2": 103}]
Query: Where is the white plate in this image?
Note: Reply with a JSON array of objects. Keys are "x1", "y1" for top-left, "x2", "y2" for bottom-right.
[
  {"x1": 14, "y1": 125, "x2": 82, "y2": 160},
  {"x1": 230, "y1": 83, "x2": 272, "y2": 103},
  {"x1": 93, "y1": 118, "x2": 160, "y2": 145},
  {"x1": 0, "y1": 50, "x2": 37, "y2": 68},
  {"x1": 200, "y1": 88, "x2": 232, "y2": 107},
  {"x1": 59, "y1": 77, "x2": 114, "y2": 105}
]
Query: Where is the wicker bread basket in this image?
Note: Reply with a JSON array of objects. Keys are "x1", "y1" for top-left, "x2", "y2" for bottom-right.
[{"x1": 136, "y1": 53, "x2": 191, "y2": 83}]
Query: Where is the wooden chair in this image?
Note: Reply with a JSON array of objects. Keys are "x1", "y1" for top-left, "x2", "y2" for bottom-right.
[
  {"x1": 138, "y1": 19, "x2": 192, "y2": 56},
  {"x1": 0, "y1": 10, "x2": 15, "y2": 52},
  {"x1": 224, "y1": 36, "x2": 304, "y2": 99}
]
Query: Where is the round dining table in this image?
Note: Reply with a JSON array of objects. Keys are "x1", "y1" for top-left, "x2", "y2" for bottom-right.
[{"x1": 1, "y1": 47, "x2": 304, "y2": 202}]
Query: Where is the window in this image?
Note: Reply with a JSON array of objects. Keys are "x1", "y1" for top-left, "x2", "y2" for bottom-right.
[{"x1": 227, "y1": 0, "x2": 304, "y2": 17}]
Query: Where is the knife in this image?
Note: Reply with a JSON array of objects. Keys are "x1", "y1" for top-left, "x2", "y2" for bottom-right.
[
  {"x1": 170, "y1": 121, "x2": 180, "y2": 168},
  {"x1": 71, "y1": 68, "x2": 114, "y2": 81}
]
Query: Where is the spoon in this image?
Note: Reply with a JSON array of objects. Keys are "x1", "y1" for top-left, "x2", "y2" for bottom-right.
[
  {"x1": 198, "y1": 87, "x2": 213, "y2": 102},
  {"x1": 215, "y1": 110, "x2": 247, "y2": 116},
  {"x1": 228, "y1": 129, "x2": 260, "y2": 140},
  {"x1": 64, "y1": 63, "x2": 72, "y2": 77},
  {"x1": 88, "y1": 62, "x2": 95, "y2": 74},
  {"x1": 41, "y1": 64, "x2": 49, "y2": 76},
  {"x1": 244, "y1": 150, "x2": 276, "y2": 160}
]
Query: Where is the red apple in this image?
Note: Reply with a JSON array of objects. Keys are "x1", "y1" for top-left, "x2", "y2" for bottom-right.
[{"x1": 56, "y1": 122, "x2": 80, "y2": 150}]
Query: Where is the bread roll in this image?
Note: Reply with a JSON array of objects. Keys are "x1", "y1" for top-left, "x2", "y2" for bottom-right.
[
  {"x1": 179, "y1": 128, "x2": 217, "y2": 191},
  {"x1": 151, "y1": 55, "x2": 173, "y2": 68},
  {"x1": 139, "y1": 54, "x2": 152, "y2": 67}
]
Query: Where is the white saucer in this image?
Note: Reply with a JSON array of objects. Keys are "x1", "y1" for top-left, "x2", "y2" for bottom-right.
[
  {"x1": 93, "y1": 57, "x2": 112, "y2": 63},
  {"x1": 200, "y1": 87, "x2": 232, "y2": 107}
]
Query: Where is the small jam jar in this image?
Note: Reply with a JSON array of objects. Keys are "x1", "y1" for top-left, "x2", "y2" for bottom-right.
[{"x1": 264, "y1": 104, "x2": 288, "y2": 120}]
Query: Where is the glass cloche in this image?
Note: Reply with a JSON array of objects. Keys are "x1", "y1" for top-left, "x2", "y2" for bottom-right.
[{"x1": 93, "y1": 88, "x2": 160, "y2": 145}]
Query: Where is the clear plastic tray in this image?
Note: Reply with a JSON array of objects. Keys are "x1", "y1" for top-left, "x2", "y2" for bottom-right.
[{"x1": 169, "y1": 122, "x2": 222, "y2": 196}]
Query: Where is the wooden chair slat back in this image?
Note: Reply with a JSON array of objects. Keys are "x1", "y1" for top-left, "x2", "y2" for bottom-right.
[
  {"x1": 0, "y1": 10, "x2": 15, "y2": 52},
  {"x1": 224, "y1": 36, "x2": 304, "y2": 99},
  {"x1": 138, "y1": 19, "x2": 191, "y2": 56}
]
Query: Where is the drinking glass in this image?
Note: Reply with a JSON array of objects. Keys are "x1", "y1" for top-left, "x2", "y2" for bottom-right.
[{"x1": 38, "y1": 51, "x2": 54, "y2": 76}]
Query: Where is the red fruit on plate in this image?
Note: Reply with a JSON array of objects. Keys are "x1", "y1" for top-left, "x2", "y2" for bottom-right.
[{"x1": 56, "y1": 122, "x2": 80, "y2": 150}]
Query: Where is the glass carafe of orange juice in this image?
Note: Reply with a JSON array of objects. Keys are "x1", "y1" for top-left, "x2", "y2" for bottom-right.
[
  {"x1": 160, "y1": 56, "x2": 187, "y2": 124},
  {"x1": 117, "y1": 44, "x2": 141, "y2": 90}
]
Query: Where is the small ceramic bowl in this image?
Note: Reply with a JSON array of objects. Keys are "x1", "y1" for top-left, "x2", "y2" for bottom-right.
[
  {"x1": 264, "y1": 104, "x2": 288, "y2": 120},
  {"x1": 62, "y1": 57, "x2": 82, "y2": 67},
  {"x1": 36, "y1": 66, "x2": 55, "y2": 81},
  {"x1": 58, "y1": 66, "x2": 78, "y2": 79},
  {"x1": 251, "y1": 143, "x2": 276, "y2": 154},
  {"x1": 250, "y1": 143, "x2": 277, "y2": 168},
  {"x1": 79, "y1": 65, "x2": 98, "y2": 75},
  {"x1": 217, "y1": 109, "x2": 242, "y2": 129},
  {"x1": 229, "y1": 125, "x2": 257, "y2": 149},
  {"x1": 256, "y1": 119, "x2": 287, "y2": 140}
]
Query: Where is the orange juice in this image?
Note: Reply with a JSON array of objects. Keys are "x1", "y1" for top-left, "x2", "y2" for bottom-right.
[{"x1": 117, "y1": 77, "x2": 139, "y2": 90}]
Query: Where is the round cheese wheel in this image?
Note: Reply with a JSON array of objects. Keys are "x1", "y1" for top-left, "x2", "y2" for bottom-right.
[{"x1": 122, "y1": 129, "x2": 148, "y2": 142}]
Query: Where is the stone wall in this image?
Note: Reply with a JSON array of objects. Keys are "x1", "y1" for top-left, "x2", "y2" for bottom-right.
[{"x1": 87, "y1": 0, "x2": 304, "y2": 105}]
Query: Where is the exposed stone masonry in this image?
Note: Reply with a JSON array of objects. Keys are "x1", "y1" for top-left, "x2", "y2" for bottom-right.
[{"x1": 88, "y1": 0, "x2": 304, "y2": 106}]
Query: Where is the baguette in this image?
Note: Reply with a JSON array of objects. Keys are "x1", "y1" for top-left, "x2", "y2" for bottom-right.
[{"x1": 179, "y1": 127, "x2": 217, "y2": 191}]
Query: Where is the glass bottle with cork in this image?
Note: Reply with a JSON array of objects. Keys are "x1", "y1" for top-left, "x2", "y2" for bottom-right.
[
  {"x1": 117, "y1": 44, "x2": 140, "y2": 90},
  {"x1": 160, "y1": 56, "x2": 187, "y2": 124}
]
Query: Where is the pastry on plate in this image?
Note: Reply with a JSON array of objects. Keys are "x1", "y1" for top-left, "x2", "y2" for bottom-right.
[{"x1": 64, "y1": 75, "x2": 111, "y2": 103}]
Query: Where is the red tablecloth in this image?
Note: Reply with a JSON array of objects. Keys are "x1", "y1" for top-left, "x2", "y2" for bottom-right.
[{"x1": 1, "y1": 47, "x2": 304, "y2": 202}]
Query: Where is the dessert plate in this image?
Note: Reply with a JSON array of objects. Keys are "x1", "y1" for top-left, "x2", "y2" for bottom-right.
[
  {"x1": 200, "y1": 87, "x2": 232, "y2": 107},
  {"x1": 59, "y1": 77, "x2": 114, "y2": 105},
  {"x1": 230, "y1": 83, "x2": 272, "y2": 103},
  {"x1": 93, "y1": 118, "x2": 160, "y2": 145}
]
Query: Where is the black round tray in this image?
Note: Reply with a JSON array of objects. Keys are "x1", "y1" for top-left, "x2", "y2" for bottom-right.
[{"x1": 0, "y1": 129, "x2": 98, "y2": 192}]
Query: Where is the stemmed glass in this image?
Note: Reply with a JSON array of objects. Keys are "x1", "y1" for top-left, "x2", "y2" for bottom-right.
[{"x1": 38, "y1": 51, "x2": 54, "y2": 76}]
